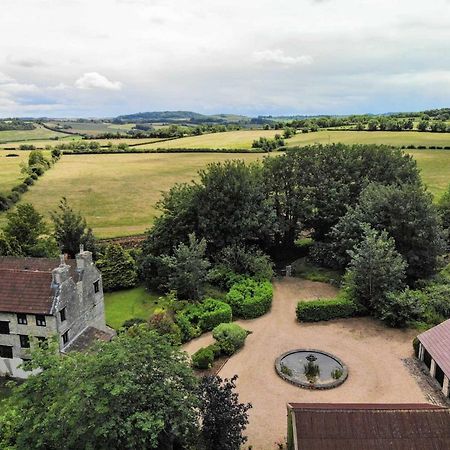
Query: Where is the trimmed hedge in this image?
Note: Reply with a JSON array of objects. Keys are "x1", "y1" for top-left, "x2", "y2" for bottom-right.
[
  {"x1": 212, "y1": 323, "x2": 248, "y2": 355},
  {"x1": 175, "y1": 298, "x2": 232, "y2": 342},
  {"x1": 226, "y1": 278, "x2": 273, "y2": 319},
  {"x1": 192, "y1": 346, "x2": 215, "y2": 369},
  {"x1": 191, "y1": 343, "x2": 222, "y2": 370},
  {"x1": 296, "y1": 297, "x2": 358, "y2": 322}
]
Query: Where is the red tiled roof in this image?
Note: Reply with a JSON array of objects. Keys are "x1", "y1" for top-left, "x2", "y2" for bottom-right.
[
  {"x1": 288, "y1": 403, "x2": 450, "y2": 450},
  {"x1": 418, "y1": 319, "x2": 450, "y2": 376},
  {"x1": 0, "y1": 257, "x2": 77, "y2": 315}
]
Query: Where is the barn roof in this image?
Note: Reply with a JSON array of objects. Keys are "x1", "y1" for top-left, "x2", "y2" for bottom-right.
[
  {"x1": 418, "y1": 319, "x2": 450, "y2": 376},
  {"x1": 288, "y1": 403, "x2": 450, "y2": 450},
  {"x1": 0, "y1": 257, "x2": 76, "y2": 315}
]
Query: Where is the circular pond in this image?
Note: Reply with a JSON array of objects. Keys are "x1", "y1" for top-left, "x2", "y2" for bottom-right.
[{"x1": 275, "y1": 349, "x2": 348, "y2": 389}]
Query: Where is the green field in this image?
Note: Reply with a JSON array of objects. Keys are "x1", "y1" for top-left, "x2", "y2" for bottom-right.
[
  {"x1": 0, "y1": 125, "x2": 69, "y2": 144},
  {"x1": 12, "y1": 152, "x2": 263, "y2": 237},
  {"x1": 104, "y1": 286, "x2": 168, "y2": 329},
  {"x1": 2, "y1": 149, "x2": 447, "y2": 238},
  {"x1": 284, "y1": 130, "x2": 450, "y2": 148},
  {"x1": 0, "y1": 150, "x2": 29, "y2": 194},
  {"x1": 135, "y1": 129, "x2": 280, "y2": 149}
]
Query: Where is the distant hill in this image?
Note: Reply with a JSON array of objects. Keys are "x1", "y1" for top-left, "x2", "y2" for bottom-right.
[{"x1": 115, "y1": 111, "x2": 250, "y2": 124}]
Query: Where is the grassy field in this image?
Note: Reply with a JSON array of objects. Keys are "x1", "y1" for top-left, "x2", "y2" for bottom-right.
[
  {"x1": 0, "y1": 149, "x2": 53, "y2": 195},
  {"x1": 3, "y1": 149, "x2": 447, "y2": 238},
  {"x1": 104, "y1": 286, "x2": 168, "y2": 329},
  {"x1": 13, "y1": 152, "x2": 263, "y2": 237},
  {"x1": 0, "y1": 125, "x2": 69, "y2": 143},
  {"x1": 284, "y1": 130, "x2": 450, "y2": 148},
  {"x1": 135, "y1": 130, "x2": 280, "y2": 149},
  {"x1": 0, "y1": 150, "x2": 29, "y2": 194}
]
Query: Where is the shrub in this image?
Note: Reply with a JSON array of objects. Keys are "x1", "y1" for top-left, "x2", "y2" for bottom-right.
[
  {"x1": 121, "y1": 317, "x2": 146, "y2": 330},
  {"x1": 212, "y1": 323, "x2": 248, "y2": 356},
  {"x1": 148, "y1": 310, "x2": 182, "y2": 345},
  {"x1": 176, "y1": 298, "x2": 232, "y2": 338},
  {"x1": 226, "y1": 278, "x2": 273, "y2": 319},
  {"x1": 175, "y1": 313, "x2": 201, "y2": 343},
  {"x1": 198, "y1": 298, "x2": 233, "y2": 331},
  {"x1": 23, "y1": 177, "x2": 34, "y2": 186},
  {"x1": 192, "y1": 347, "x2": 215, "y2": 370},
  {"x1": 380, "y1": 290, "x2": 426, "y2": 328},
  {"x1": 296, "y1": 296, "x2": 358, "y2": 322}
]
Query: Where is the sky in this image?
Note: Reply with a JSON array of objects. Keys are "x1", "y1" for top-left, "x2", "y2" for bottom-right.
[{"x1": 0, "y1": 0, "x2": 449, "y2": 118}]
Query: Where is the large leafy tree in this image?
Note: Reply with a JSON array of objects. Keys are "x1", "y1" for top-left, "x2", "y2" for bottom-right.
[
  {"x1": 50, "y1": 197, "x2": 96, "y2": 257},
  {"x1": 198, "y1": 375, "x2": 251, "y2": 450},
  {"x1": 3, "y1": 203, "x2": 58, "y2": 257},
  {"x1": 0, "y1": 327, "x2": 200, "y2": 450},
  {"x1": 331, "y1": 183, "x2": 445, "y2": 280},
  {"x1": 345, "y1": 226, "x2": 407, "y2": 315}
]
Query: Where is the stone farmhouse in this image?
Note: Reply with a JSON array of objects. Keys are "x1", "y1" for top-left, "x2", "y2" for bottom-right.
[{"x1": 0, "y1": 247, "x2": 114, "y2": 378}]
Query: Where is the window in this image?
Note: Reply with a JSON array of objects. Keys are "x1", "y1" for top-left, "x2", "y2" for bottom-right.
[
  {"x1": 93, "y1": 280, "x2": 100, "y2": 293},
  {"x1": 0, "y1": 321, "x2": 10, "y2": 335},
  {"x1": 60, "y1": 308, "x2": 66, "y2": 322},
  {"x1": 0, "y1": 345, "x2": 13, "y2": 359},
  {"x1": 35, "y1": 315, "x2": 46, "y2": 327},
  {"x1": 17, "y1": 314, "x2": 27, "y2": 325},
  {"x1": 19, "y1": 335, "x2": 30, "y2": 349},
  {"x1": 62, "y1": 330, "x2": 69, "y2": 345}
]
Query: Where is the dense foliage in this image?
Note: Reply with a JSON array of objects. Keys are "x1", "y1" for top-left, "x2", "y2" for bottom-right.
[
  {"x1": 212, "y1": 323, "x2": 248, "y2": 356},
  {"x1": 344, "y1": 226, "x2": 407, "y2": 317},
  {"x1": 97, "y1": 243, "x2": 137, "y2": 291},
  {"x1": 198, "y1": 375, "x2": 251, "y2": 450},
  {"x1": 226, "y1": 278, "x2": 273, "y2": 319}
]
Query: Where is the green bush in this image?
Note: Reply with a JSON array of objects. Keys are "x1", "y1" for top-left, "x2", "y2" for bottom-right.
[
  {"x1": 212, "y1": 323, "x2": 248, "y2": 355},
  {"x1": 175, "y1": 313, "x2": 201, "y2": 343},
  {"x1": 226, "y1": 278, "x2": 273, "y2": 319},
  {"x1": 176, "y1": 298, "x2": 232, "y2": 338},
  {"x1": 192, "y1": 346, "x2": 215, "y2": 370},
  {"x1": 296, "y1": 296, "x2": 358, "y2": 322},
  {"x1": 198, "y1": 298, "x2": 233, "y2": 331}
]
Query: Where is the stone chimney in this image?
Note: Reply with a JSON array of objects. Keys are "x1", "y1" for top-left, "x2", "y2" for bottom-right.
[
  {"x1": 76, "y1": 244, "x2": 93, "y2": 272},
  {"x1": 52, "y1": 255, "x2": 70, "y2": 285}
]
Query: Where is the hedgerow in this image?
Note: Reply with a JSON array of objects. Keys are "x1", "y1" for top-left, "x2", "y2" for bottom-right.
[{"x1": 296, "y1": 296, "x2": 358, "y2": 322}]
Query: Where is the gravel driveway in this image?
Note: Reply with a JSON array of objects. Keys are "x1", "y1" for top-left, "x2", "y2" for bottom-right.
[{"x1": 183, "y1": 277, "x2": 428, "y2": 450}]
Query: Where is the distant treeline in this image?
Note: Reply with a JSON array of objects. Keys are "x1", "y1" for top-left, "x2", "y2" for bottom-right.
[{"x1": 0, "y1": 120, "x2": 35, "y2": 131}]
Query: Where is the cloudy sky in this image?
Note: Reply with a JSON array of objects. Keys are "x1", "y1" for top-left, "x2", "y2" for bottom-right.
[{"x1": 1, "y1": 0, "x2": 449, "y2": 117}]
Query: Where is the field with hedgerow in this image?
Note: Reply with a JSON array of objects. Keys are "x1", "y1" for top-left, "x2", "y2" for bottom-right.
[{"x1": 1, "y1": 148, "x2": 449, "y2": 238}]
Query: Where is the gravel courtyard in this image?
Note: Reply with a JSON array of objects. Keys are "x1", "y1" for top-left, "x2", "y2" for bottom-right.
[{"x1": 183, "y1": 278, "x2": 429, "y2": 450}]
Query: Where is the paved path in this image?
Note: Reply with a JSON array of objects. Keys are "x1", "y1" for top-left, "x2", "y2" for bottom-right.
[{"x1": 183, "y1": 278, "x2": 428, "y2": 450}]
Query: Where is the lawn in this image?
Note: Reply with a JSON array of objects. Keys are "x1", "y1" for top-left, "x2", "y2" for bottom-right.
[
  {"x1": 14, "y1": 152, "x2": 263, "y2": 237},
  {"x1": 0, "y1": 125, "x2": 68, "y2": 143},
  {"x1": 135, "y1": 130, "x2": 280, "y2": 149},
  {"x1": 104, "y1": 286, "x2": 168, "y2": 329},
  {"x1": 284, "y1": 130, "x2": 450, "y2": 148}
]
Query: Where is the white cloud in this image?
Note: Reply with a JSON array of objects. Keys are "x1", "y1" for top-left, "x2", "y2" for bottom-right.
[
  {"x1": 74, "y1": 72, "x2": 123, "y2": 90},
  {"x1": 252, "y1": 49, "x2": 313, "y2": 66}
]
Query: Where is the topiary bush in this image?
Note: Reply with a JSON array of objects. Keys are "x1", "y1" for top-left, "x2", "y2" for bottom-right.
[
  {"x1": 296, "y1": 296, "x2": 358, "y2": 322},
  {"x1": 192, "y1": 346, "x2": 215, "y2": 370},
  {"x1": 198, "y1": 298, "x2": 233, "y2": 331},
  {"x1": 212, "y1": 323, "x2": 248, "y2": 355},
  {"x1": 226, "y1": 278, "x2": 273, "y2": 319}
]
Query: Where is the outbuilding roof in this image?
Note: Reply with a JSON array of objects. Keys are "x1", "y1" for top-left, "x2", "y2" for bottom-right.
[
  {"x1": 0, "y1": 257, "x2": 76, "y2": 315},
  {"x1": 288, "y1": 403, "x2": 450, "y2": 450},
  {"x1": 418, "y1": 319, "x2": 450, "y2": 376}
]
